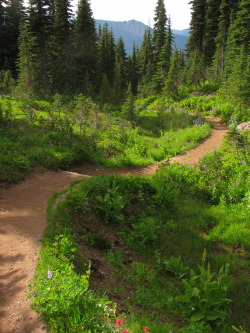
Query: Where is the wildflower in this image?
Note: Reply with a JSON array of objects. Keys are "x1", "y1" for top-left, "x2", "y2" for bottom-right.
[
  {"x1": 143, "y1": 327, "x2": 150, "y2": 331},
  {"x1": 116, "y1": 319, "x2": 123, "y2": 325},
  {"x1": 65, "y1": 208, "x2": 69, "y2": 211},
  {"x1": 47, "y1": 269, "x2": 53, "y2": 279},
  {"x1": 123, "y1": 331, "x2": 129, "y2": 333}
]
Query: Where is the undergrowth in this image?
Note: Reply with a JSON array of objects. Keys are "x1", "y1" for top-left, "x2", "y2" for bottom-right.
[
  {"x1": 30, "y1": 130, "x2": 249, "y2": 332},
  {"x1": 0, "y1": 94, "x2": 211, "y2": 185}
]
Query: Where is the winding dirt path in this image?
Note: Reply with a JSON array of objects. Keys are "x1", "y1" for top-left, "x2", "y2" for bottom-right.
[{"x1": 0, "y1": 117, "x2": 228, "y2": 333}]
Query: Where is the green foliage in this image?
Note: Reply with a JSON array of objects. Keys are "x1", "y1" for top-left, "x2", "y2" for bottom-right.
[
  {"x1": 232, "y1": 326, "x2": 248, "y2": 333},
  {"x1": 127, "y1": 217, "x2": 160, "y2": 249},
  {"x1": 151, "y1": 170, "x2": 179, "y2": 211},
  {"x1": 0, "y1": 70, "x2": 15, "y2": 95},
  {"x1": 122, "y1": 83, "x2": 137, "y2": 122},
  {"x1": 28, "y1": 155, "x2": 250, "y2": 332},
  {"x1": 95, "y1": 184, "x2": 124, "y2": 223},
  {"x1": 174, "y1": 251, "x2": 231, "y2": 325},
  {"x1": 177, "y1": 321, "x2": 213, "y2": 333},
  {"x1": 163, "y1": 256, "x2": 189, "y2": 279},
  {"x1": 198, "y1": 131, "x2": 250, "y2": 204},
  {"x1": 30, "y1": 189, "x2": 116, "y2": 333}
]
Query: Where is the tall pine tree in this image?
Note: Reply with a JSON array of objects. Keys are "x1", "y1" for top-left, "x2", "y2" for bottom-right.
[
  {"x1": 50, "y1": 0, "x2": 72, "y2": 93},
  {"x1": 153, "y1": 0, "x2": 167, "y2": 64},
  {"x1": 220, "y1": 0, "x2": 250, "y2": 105},
  {"x1": 1, "y1": 0, "x2": 24, "y2": 77},
  {"x1": 27, "y1": 0, "x2": 52, "y2": 95},
  {"x1": 114, "y1": 37, "x2": 128, "y2": 104},
  {"x1": 152, "y1": 0, "x2": 168, "y2": 92},
  {"x1": 72, "y1": 0, "x2": 97, "y2": 95},
  {"x1": 97, "y1": 23, "x2": 116, "y2": 86},
  {"x1": 202, "y1": 0, "x2": 222, "y2": 67},
  {"x1": 16, "y1": 21, "x2": 37, "y2": 96}
]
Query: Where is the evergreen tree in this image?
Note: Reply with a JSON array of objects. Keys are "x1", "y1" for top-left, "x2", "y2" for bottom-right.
[
  {"x1": 137, "y1": 28, "x2": 153, "y2": 78},
  {"x1": 213, "y1": 0, "x2": 231, "y2": 77},
  {"x1": 0, "y1": 0, "x2": 7, "y2": 71},
  {"x1": 0, "y1": 69, "x2": 15, "y2": 94},
  {"x1": 28, "y1": 0, "x2": 51, "y2": 44},
  {"x1": 97, "y1": 23, "x2": 116, "y2": 86},
  {"x1": 50, "y1": 0, "x2": 72, "y2": 93},
  {"x1": 151, "y1": 0, "x2": 170, "y2": 92},
  {"x1": 27, "y1": 0, "x2": 52, "y2": 95},
  {"x1": 187, "y1": 0, "x2": 207, "y2": 56},
  {"x1": 153, "y1": 0, "x2": 167, "y2": 63},
  {"x1": 72, "y1": 0, "x2": 97, "y2": 94},
  {"x1": 202, "y1": 0, "x2": 222, "y2": 67},
  {"x1": 220, "y1": 0, "x2": 250, "y2": 105},
  {"x1": 185, "y1": 0, "x2": 207, "y2": 85},
  {"x1": 113, "y1": 37, "x2": 127, "y2": 104},
  {"x1": 1, "y1": 0, "x2": 24, "y2": 77},
  {"x1": 165, "y1": 46, "x2": 180, "y2": 95},
  {"x1": 16, "y1": 21, "x2": 37, "y2": 96},
  {"x1": 98, "y1": 73, "x2": 113, "y2": 106},
  {"x1": 121, "y1": 82, "x2": 136, "y2": 123},
  {"x1": 128, "y1": 43, "x2": 139, "y2": 95},
  {"x1": 157, "y1": 17, "x2": 174, "y2": 83}
]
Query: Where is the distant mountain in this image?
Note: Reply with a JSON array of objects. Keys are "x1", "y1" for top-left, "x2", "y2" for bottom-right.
[{"x1": 95, "y1": 19, "x2": 189, "y2": 55}]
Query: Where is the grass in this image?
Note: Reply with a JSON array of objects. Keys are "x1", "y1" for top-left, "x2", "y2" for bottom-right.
[
  {"x1": 1, "y1": 92, "x2": 249, "y2": 332},
  {"x1": 30, "y1": 164, "x2": 249, "y2": 332},
  {"x1": 0, "y1": 95, "x2": 211, "y2": 185}
]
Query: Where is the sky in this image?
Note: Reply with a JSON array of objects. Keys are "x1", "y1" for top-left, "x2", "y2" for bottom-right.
[{"x1": 87, "y1": 0, "x2": 192, "y2": 30}]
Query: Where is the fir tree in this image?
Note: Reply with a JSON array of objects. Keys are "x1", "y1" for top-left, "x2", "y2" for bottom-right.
[
  {"x1": 1, "y1": 0, "x2": 24, "y2": 77},
  {"x1": 98, "y1": 73, "x2": 113, "y2": 106},
  {"x1": 121, "y1": 82, "x2": 136, "y2": 123},
  {"x1": 137, "y1": 28, "x2": 153, "y2": 79},
  {"x1": 212, "y1": 0, "x2": 231, "y2": 77},
  {"x1": 152, "y1": 0, "x2": 170, "y2": 92},
  {"x1": 202, "y1": 0, "x2": 222, "y2": 67},
  {"x1": 187, "y1": 0, "x2": 207, "y2": 56},
  {"x1": 16, "y1": 21, "x2": 37, "y2": 96},
  {"x1": 27, "y1": 0, "x2": 52, "y2": 95},
  {"x1": 220, "y1": 0, "x2": 250, "y2": 105},
  {"x1": 165, "y1": 46, "x2": 180, "y2": 95},
  {"x1": 97, "y1": 23, "x2": 116, "y2": 86},
  {"x1": 157, "y1": 17, "x2": 174, "y2": 83},
  {"x1": 72, "y1": 0, "x2": 97, "y2": 94},
  {"x1": 153, "y1": 0, "x2": 167, "y2": 63},
  {"x1": 0, "y1": 0, "x2": 7, "y2": 71},
  {"x1": 113, "y1": 37, "x2": 127, "y2": 104},
  {"x1": 128, "y1": 43, "x2": 139, "y2": 95},
  {"x1": 185, "y1": 0, "x2": 207, "y2": 85},
  {"x1": 50, "y1": 0, "x2": 72, "y2": 93}
]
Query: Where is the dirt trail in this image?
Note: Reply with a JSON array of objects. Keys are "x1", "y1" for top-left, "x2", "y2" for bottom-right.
[{"x1": 0, "y1": 117, "x2": 228, "y2": 333}]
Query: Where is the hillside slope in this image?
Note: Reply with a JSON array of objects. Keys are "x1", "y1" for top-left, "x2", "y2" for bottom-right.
[
  {"x1": 0, "y1": 117, "x2": 228, "y2": 333},
  {"x1": 96, "y1": 19, "x2": 189, "y2": 54}
]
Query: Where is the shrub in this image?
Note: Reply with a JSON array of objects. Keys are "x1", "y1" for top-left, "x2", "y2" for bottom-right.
[{"x1": 174, "y1": 251, "x2": 231, "y2": 326}]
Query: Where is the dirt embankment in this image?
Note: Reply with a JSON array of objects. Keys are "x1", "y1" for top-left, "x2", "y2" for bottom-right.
[{"x1": 0, "y1": 117, "x2": 228, "y2": 333}]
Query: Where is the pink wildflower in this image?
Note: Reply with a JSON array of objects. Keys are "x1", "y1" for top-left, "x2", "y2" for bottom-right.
[
  {"x1": 123, "y1": 331, "x2": 129, "y2": 333},
  {"x1": 116, "y1": 319, "x2": 123, "y2": 325},
  {"x1": 143, "y1": 327, "x2": 150, "y2": 332}
]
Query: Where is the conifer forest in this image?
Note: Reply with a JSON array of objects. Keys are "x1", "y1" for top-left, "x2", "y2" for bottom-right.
[{"x1": 0, "y1": 0, "x2": 249, "y2": 332}]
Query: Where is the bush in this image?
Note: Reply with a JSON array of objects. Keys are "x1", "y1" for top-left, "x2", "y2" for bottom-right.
[{"x1": 173, "y1": 251, "x2": 231, "y2": 326}]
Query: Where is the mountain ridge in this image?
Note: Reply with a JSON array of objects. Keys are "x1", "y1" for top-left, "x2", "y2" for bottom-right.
[{"x1": 95, "y1": 19, "x2": 189, "y2": 54}]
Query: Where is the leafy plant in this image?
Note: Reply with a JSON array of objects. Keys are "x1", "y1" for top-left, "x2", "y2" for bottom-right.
[
  {"x1": 95, "y1": 184, "x2": 124, "y2": 223},
  {"x1": 127, "y1": 217, "x2": 160, "y2": 249},
  {"x1": 232, "y1": 326, "x2": 248, "y2": 333},
  {"x1": 174, "y1": 251, "x2": 231, "y2": 324},
  {"x1": 163, "y1": 256, "x2": 189, "y2": 279}
]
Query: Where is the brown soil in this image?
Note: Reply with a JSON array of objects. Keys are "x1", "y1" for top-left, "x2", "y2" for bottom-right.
[{"x1": 0, "y1": 117, "x2": 228, "y2": 333}]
